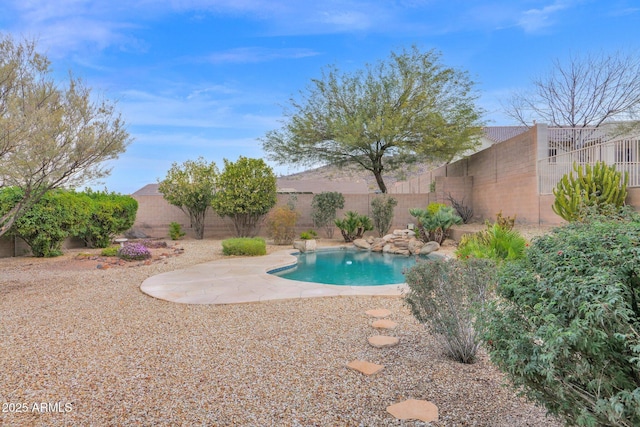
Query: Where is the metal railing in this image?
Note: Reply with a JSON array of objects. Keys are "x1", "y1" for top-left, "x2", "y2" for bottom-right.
[{"x1": 538, "y1": 136, "x2": 640, "y2": 194}]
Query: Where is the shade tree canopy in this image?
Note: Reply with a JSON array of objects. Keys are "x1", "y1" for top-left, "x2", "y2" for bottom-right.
[{"x1": 261, "y1": 45, "x2": 484, "y2": 193}]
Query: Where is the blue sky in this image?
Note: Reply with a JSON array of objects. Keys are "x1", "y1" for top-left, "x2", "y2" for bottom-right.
[{"x1": 1, "y1": 0, "x2": 639, "y2": 194}]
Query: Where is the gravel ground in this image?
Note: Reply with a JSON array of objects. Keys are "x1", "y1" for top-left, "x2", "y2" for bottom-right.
[{"x1": 0, "y1": 234, "x2": 561, "y2": 426}]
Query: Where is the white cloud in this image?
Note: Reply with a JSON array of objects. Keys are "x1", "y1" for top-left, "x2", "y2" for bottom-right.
[
  {"x1": 204, "y1": 47, "x2": 320, "y2": 64},
  {"x1": 517, "y1": 1, "x2": 572, "y2": 32}
]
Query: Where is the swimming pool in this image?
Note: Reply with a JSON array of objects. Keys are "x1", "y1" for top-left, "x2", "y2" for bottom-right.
[{"x1": 269, "y1": 248, "x2": 436, "y2": 286}]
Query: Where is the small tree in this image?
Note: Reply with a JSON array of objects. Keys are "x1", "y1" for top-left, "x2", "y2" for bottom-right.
[
  {"x1": 409, "y1": 205, "x2": 462, "y2": 244},
  {"x1": 0, "y1": 35, "x2": 131, "y2": 236},
  {"x1": 371, "y1": 195, "x2": 397, "y2": 237},
  {"x1": 311, "y1": 192, "x2": 345, "y2": 238},
  {"x1": 334, "y1": 211, "x2": 373, "y2": 242},
  {"x1": 211, "y1": 157, "x2": 277, "y2": 237},
  {"x1": 158, "y1": 157, "x2": 218, "y2": 240}
]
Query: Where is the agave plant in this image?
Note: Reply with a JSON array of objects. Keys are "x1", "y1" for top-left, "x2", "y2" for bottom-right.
[
  {"x1": 409, "y1": 205, "x2": 462, "y2": 244},
  {"x1": 334, "y1": 211, "x2": 373, "y2": 242}
]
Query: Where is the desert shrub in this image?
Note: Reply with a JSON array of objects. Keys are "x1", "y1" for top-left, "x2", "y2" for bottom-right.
[
  {"x1": 101, "y1": 246, "x2": 119, "y2": 257},
  {"x1": 447, "y1": 193, "x2": 474, "y2": 224},
  {"x1": 371, "y1": 196, "x2": 398, "y2": 237},
  {"x1": 299, "y1": 230, "x2": 317, "y2": 240},
  {"x1": 311, "y1": 192, "x2": 345, "y2": 238},
  {"x1": 169, "y1": 222, "x2": 186, "y2": 240},
  {"x1": 481, "y1": 213, "x2": 640, "y2": 426},
  {"x1": 73, "y1": 189, "x2": 138, "y2": 248},
  {"x1": 404, "y1": 257, "x2": 496, "y2": 364},
  {"x1": 222, "y1": 237, "x2": 266, "y2": 256},
  {"x1": 456, "y1": 222, "x2": 527, "y2": 261},
  {"x1": 265, "y1": 206, "x2": 299, "y2": 245},
  {"x1": 334, "y1": 211, "x2": 373, "y2": 242},
  {"x1": 117, "y1": 242, "x2": 151, "y2": 261},
  {"x1": 11, "y1": 189, "x2": 91, "y2": 257},
  {"x1": 552, "y1": 161, "x2": 628, "y2": 222},
  {"x1": 409, "y1": 205, "x2": 462, "y2": 244}
]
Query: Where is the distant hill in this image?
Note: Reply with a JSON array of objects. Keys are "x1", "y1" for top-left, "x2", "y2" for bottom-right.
[{"x1": 279, "y1": 161, "x2": 440, "y2": 193}]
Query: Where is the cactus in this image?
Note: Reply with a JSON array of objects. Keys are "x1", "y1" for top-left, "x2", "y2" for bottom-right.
[{"x1": 552, "y1": 161, "x2": 628, "y2": 221}]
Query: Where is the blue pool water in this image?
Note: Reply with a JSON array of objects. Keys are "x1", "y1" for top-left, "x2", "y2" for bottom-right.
[{"x1": 269, "y1": 248, "x2": 435, "y2": 286}]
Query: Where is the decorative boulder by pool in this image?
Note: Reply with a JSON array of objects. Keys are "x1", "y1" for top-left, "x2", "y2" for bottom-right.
[{"x1": 355, "y1": 229, "x2": 438, "y2": 255}]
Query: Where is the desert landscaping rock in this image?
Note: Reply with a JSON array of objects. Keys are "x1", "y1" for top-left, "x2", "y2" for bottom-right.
[
  {"x1": 371, "y1": 319, "x2": 398, "y2": 330},
  {"x1": 365, "y1": 308, "x2": 392, "y2": 318},
  {"x1": 368, "y1": 335, "x2": 400, "y2": 348},
  {"x1": 353, "y1": 238, "x2": 371, "y2": 250},
  {"x1": 420, "y1": 241, "x2": 440, "y2": 254},
  {"x1": 0, "y1": 235, "x2": 563, "y2": 426},
  {"x1": 347, "y1": 360, "x2": 385, "y2": 376},
  {"x1": 386, "y1": 399, "x2": 439, "y2": 422}
]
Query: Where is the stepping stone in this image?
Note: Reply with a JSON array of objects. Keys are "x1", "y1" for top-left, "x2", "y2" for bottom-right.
[
  {"x1": 368, "y1": 335, "x2": 399, "y2": 348},
  {"x1": 371, "y1": 319, "x2": 398, "y2": 330},
  {"x1": 365, "y1": 308, "x2": 392, "y2": 318},
  {"x1": 346, "y1": 360, "x2": 385, "y2": 376},
  {"x1": 386, "y1": 399, "x2": 439, "y2": 422}
]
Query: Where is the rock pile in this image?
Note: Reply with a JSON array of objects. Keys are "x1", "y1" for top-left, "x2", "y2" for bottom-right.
[{"x1": 353, "y1": 229, "x2": 440, "y2": 255}]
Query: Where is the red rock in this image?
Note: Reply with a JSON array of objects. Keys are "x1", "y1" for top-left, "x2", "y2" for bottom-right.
[{"x1": 386, "y1": 399, "x2": 438, "y2": 422}]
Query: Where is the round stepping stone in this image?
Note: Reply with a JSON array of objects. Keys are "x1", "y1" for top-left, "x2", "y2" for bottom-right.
[
  {"x1": 346, "y1": 360, "x2": 385, "y2": 376},
  {"x1": 387, "y1": 399, "x2": 439, "y2": 422},
  {"x1": 365, "y1": 308, "x2": 392, "y2": 318},
  {"x1": 372, "y1": 319, "x2": 398, "y2": 330},
  {"x1": 368, "y1": 335, "x2": 399, "y2": 348}
]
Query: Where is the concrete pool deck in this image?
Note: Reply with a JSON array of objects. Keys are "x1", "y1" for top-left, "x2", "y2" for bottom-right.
[{"x1": 140, "y1": 248, "x2": 408, "y2": 305}]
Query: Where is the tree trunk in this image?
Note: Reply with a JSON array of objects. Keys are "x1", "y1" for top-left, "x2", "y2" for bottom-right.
[{"x1": 373, "y1": 170, "x2": 387, "y2": 194}]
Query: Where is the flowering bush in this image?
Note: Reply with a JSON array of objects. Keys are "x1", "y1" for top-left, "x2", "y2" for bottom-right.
[{"x1": 117, "y1": 242, "x2": 152, "y2": 261}]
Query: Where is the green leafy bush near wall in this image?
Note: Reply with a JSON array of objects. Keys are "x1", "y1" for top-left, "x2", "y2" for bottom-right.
[
  {"x1": 222, "y1": 237, "x2": 266, "y2": 256},
  {"x1": 371, "y1": 196, "x2": 398, "y2": 237},
  {"x1": 73, "y1": 189, "x2": 138, "y2": 248},
  {"x1": 481, "y1": 212, "x2": 640, "y2": 426},
  {"x1": 169, "y1": 222, "x2": 186, "y2": 240},
  {"x1": 311, "y1": 192, "x2": 345, "y2": 238},
  {"x1": 7, "y1": 189, "x2": 91, "y2": 257},
  {"x1": 264, "y1": 206, "x2": 299, "y2": 245},
  {"x1": 409, "y1": 205, "x2": 462, "y2": 244}
]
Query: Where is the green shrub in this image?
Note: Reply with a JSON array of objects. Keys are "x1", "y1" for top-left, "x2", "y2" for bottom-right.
[
  {"x1": 101, "y1": 246, "x2": 119, "y2": 257},
  {"x1": 311, "y1": 192, "x2": 345, "y2": 238},
  {"x1": 73, "y1": 189, "x2": 138, "y2": 248},
  {"x1": 11, "y1": 189, "x2": 91, "y2": 257},
  {"x1": 456, "y1": 222, "x2": 527, "y2": 261},
  {"x1": 222, "y1": 237, "x2": 266, "y2": 256},
  {"x1": 265, "y1": 206, "x2": 298, "y2": 245},
  {"x1": 481, "y1": 213, "x2": 640, "y2": 426},
  {"x1": 169, "y1": 222, "x2": 186, "y2": 240},
  {"x1": 334, "y1": 211, "x2": 373, "y2": 242},
  {"x1": 552, "y1": 161, "x2": 628, "y2": 222},
  {"x1": 371, "y1": 196, "x2": 398, "y2": 237},
  {"x1": 404, "y1": 257, "x2": 496, "y2": 364},
  {"x1": 409, "y1": 205, "x2": 462, "y2": 244},
  {"x1": 299, "y1": 230, "x2": 318, "y2": 240}
]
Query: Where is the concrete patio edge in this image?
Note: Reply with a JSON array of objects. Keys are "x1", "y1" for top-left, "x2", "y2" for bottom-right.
[{"x1": 140, "y1": 249, "x2": 408, "y2": 305}]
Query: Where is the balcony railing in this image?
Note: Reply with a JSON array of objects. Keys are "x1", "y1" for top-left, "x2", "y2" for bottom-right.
[{"x1": 538, "y1": 137, "x2": 640, "y2": 194}]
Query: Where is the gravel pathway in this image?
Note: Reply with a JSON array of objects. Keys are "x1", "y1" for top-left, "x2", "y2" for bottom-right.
[{"x1": 0, "y1": 238, "x2": 561, "y2": 426}]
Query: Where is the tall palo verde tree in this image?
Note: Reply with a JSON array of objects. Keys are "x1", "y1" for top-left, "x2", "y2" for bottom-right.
[{"x1": 262, "y1": 45, "x2": 484, "y2": 193}]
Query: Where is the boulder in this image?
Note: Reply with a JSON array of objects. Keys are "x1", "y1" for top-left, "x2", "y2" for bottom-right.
[
  {"x1": 382, "y1": 244, "x2": 392, "y2": 253},
  {"x1": 353, "y1": 239, "x2": 371, "y2": 250},
  {"x1": 408, "y1": 238, "x2": 424, "y2": 254},
  {"x1": 420, "y1": 241, "x2": 440, "y2": 255},
  {"x1": 366, "y1": 236, "x2": 375, "y2": 244},
  {"x1": 371, "y1": 238, "x2": 385, "y2": 252},
  {"x1": 382, "y1": 233, "x2": 395, "y2": 242}
]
